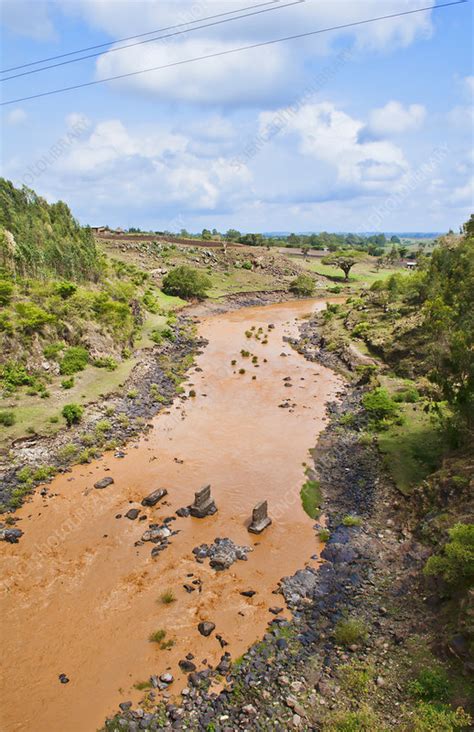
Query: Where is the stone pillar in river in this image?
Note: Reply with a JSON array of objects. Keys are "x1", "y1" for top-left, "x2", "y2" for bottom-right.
[
  {"x1": 190, "y1": 484, "x2": 217, "y2": 518},
  {"x1": 248, "y1": 500, "x2": 272, "y2": 534}
]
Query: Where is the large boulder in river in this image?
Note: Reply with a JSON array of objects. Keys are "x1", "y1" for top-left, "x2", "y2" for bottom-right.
[
  {"x1": 125, "y1": 508, "x2": 140, "y2": 520},
  {"x1": 94, "y1": 477, "x2": 114, "y2": 489},
  {"x1": 198, "y1": 622, "x2": 216, "y2": 637},
  {"x1": 141, "y1": 488, "x2": 168, "y2": 507}
]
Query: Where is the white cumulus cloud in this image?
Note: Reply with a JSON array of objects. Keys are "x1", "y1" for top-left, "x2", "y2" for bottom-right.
[
  {"x1": 449, "y1": 176, "x2": 474, "y2": 206},
  {"x1": 55, "y1": 117, "x2": 251, "y2": 214},
  {"x1": 95, "y1": 37, "x2": 296, "y2": 107},
  {"x1": 368, "y1": 101, "x2": 426, "y2": 135},
  {"x1": 259, "y1": 101, "x2": 408, "y2": 193}
]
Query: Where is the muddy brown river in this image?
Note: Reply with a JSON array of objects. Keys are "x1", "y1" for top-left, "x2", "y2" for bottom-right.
[{"x1": 0, "y1": 298, "x2": 341, "y2": 732}]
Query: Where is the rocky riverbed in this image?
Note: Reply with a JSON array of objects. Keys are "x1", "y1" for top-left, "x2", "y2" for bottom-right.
[
  {"x1": 104, "y1": 314, "x2": 451, "y2": 732},
  {"x1": 1, "y1": 297, "x2": 344, "y2": 732}
]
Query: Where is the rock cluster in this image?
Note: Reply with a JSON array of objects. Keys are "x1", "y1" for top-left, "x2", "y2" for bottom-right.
[
  {"x1": 138, "y1": 521, "x2": 178, "y2": 557},
  {"x1": 192, "y1": 537, "x2": 252, "y2": 570},
  {"x1": 0, "y1": 527, "x2": 23, "y2": 543}
]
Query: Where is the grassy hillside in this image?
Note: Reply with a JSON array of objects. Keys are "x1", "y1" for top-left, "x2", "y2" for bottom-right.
[{"x1": 0, "y1": 180, "x2": 185, "y2": 452}]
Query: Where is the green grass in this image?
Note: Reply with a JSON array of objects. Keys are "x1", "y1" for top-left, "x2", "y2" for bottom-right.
[
  {"x1": 134, "y1": 680, "x2": 152, "y2": 690},
  {"x1": 153, "y1": 289, "x2": 185, "y2": 311},
  {"x1": 301, "y1": 258, "x2": 405, "y2": 289},
  {"x1": 149, "y1": 629, "x2": 166, "y2": 643},
  {"x1": 300, "y1": 478, "x2": 322, "y2": 519},
  {"x1": 377, "y1": 403, "x2": 443, "y2": 496},
  {"x1": 334, "y1": 617, "x2": 368, "y2": 646},
  {"x1": 0, "y1": 358, "x2": 136, "y2": 446},
  {"x1": 159, "y1": 589, "x2": 176, "y2": 605},
  {"x1": 136, "y1": 311, "x2": 168, "y2": 348},
  {"x1": 0, "y1": 288, "x2": 185, "y2": 448}
]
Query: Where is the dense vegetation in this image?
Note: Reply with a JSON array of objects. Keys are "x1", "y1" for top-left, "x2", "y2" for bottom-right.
[
  {"x1": 314, "y1": 220, "x2": 473, "y2": 719},
  {"x1": 0, "y1": 179, "x2": 99, "y2": 280},
  {"x1": 322, "y1": 219, "x2": 473, "y2": 444}
]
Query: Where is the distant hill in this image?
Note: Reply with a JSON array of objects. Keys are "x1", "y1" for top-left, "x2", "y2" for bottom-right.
[{"x1": 262, "y1": 231, "x2": 442, "y2": 238}]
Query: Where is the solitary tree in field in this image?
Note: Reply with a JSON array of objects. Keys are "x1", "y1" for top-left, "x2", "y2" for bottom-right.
[
  {"x1": 290, "y1": 273, "x2": 315, "y2": 296},
  {"x1": 322, "y1": 250, "x2": 365, "y2": 281},
  {"x1": 162, "y1": 265, "x2": 211, "y2": 300}
]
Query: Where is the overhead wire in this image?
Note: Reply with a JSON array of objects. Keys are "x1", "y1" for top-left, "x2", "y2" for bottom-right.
[
  {"x1": 0, "y1": 0, "x2": 467, "y2": 107},
  {"x1": 0, "y1": 0, "x2": 282, "y2": 73}
]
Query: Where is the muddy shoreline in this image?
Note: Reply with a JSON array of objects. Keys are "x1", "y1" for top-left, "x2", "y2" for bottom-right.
[{"x1": 105, "y1": 312, "x2": 441, "y2": 731}]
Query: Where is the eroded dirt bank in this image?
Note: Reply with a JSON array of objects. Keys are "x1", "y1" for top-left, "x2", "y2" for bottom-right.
[{"x1": 0, "y1": 299, "x2": 341, "y2": 732}]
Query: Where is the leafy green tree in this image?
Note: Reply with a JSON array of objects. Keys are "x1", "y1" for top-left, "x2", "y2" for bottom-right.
[
  {"x1": 225, "y1": 229, "x2": 241, "y2": 241},
  {"x1": 424, "y1": 523, "x2": 474, "y2": 589},
  {"x1": 238, "y1": 233, "x2": 265, "y2": 247},
  {"x1": 0, "y1": 178, "x2": 99, "y2": 280},
  {"x1": 56, "y1": 281, "x2": 77, "y2": 299},
  {"x1": 59, "y1": 346, "x2": 89, "y2": 375},
  {"x1": 322, "y1": 250, "x2": 365, "y2": 280},
  {"x1": 423, "y1": 231, "x2": 474, "y2": 431},
  {"x1": 62, "y1": 403, "x2": 84, "y2": 427},
  {"x1": 162, "y1": 265, "x2": 211, "y2": 300},
  {"x1": 201, "y1": 229, "x2": 212, "y2": 240},
  {"x1": 290, "y1": 273, "x2": 315, "y2": 296},
  {"x1": 463, "y1": 213, "x2": 474, "y2": 237},
  {"x1": 362, "y1": 387, "x2": 399, "y2": 425}
]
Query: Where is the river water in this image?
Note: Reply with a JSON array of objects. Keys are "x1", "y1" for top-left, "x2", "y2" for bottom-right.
[{"x1": 0, "y1": 298, "x2": 341, "y2": 732}]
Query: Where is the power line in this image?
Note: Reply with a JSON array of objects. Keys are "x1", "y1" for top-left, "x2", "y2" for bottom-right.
[
  {"x1": 0, "y1": 0, "x2": 281, "y2": 74},
  {"x1": 1, "y1": 0, "x2": 467, "y2": 107},
  {"x1": 1, "y1": 0, "x2": 303, "y2": 81}
]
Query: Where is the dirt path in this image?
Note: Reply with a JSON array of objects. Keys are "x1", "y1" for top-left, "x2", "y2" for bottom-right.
[{"x1": 0, "y1": 298, "x2": 341, "y2": 732}]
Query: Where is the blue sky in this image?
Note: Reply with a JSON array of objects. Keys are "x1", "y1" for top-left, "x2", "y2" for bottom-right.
[{"x1": 1, "y1": 0, "x2": 473, "y2": 233}]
